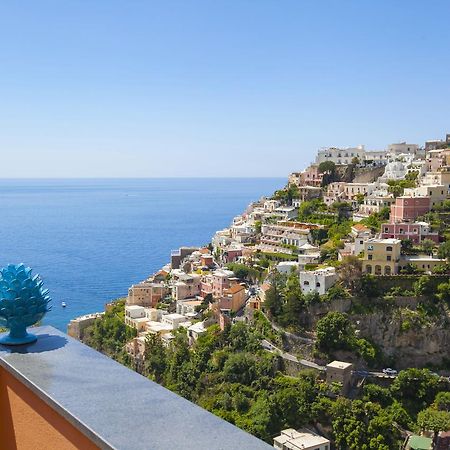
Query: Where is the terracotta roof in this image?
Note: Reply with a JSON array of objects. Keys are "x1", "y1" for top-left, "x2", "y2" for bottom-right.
[
  {"x1": 225, "y1": 284, "x2": 245, "y2": 295},
  {"x1": 260, "y1": 283, "x2": 271, "y2": 292},
  {"x1": 352, "y1": 223, "x2": 369, "y2": 231}
]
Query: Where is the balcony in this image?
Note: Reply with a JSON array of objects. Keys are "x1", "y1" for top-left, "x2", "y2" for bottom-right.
[{"x1": 0, "y1": 326, "x2": 271, "y2": 450}]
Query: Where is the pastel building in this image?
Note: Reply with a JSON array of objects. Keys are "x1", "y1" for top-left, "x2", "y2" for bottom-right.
[
  {"x1": 316, "y1": 145, "x2": 366, "y2": 165},
  {"x1": 297, "y1": 186, "x2": 322, "y2": 201},
  {"x1": 127, "y1": 281, "x2": 169, "y2": 308},
  {"x1": 260, "y1": 223, "x2": 311, "y2": 254},
  {"x1": 297, "y1": 243, "x2": 320, "y2": 269},
  {"x1": 363, "y1": 238, "x2": 401, "y2": 275},
  {"x1": 212, "y1": 269, "x2": 235, "y2": 297},
  {"x1": 326, "y1": 360, "x2": 353, "y2": 394},
  {"x1": 390, "y1": 197, "x2": 431, "y2": 223},
  {"x1": 354, "y1": 195, "x2": 395, "y2": 220},
  {"x1": 299, "y1": 267, "x2": 338, "y2": 296},
  {"x1": 387, "y1": 142, "x2": 419, "y2": 156},
  {"x1": 124, "y1": 305, "x2": 149, "y2": 332},
  {"x1": 381, "y1": 222, "x2": 439, "y2": 244},
  {"x1": 426, "y1": 148, "x2": 446, "y2": 172},
  {"x1": 218, "y1": 284, "x2": 246, "y2": 313},
  {"x1": 403, "y1": 184, "x2": 448, "y2": 208},
  {"x1": 274, "y1": 428, "x2": 330, "y2": 450}
]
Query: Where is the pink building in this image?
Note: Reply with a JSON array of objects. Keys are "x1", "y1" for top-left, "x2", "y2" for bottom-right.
[
  {"x1": 200, "y1": 275, "x2": 213, "y2": 298},
  {"x1": 222, "y1": 248, "x2": 243, "y2": 264},
  {"x1": 212, "y1": 269, "x2": 235, "y2": 298},
  {"x1": 381, "y1": 222, "x2": 439, "y2": 244},
  {"x1": 299, "y1": 165, "x2": 323, "y2": 187},
  {"x1": 390, "y1": 196, "x2": 430, "y2": 223}
]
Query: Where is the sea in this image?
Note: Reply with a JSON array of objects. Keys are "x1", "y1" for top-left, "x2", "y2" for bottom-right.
[{"x1": 0, "y1": 178, "x2": 283, "y2": 331}]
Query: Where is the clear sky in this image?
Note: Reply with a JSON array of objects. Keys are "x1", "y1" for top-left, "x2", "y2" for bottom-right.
[{"x1": 0, "y1": 1, "x2": 449, "y2": 178}]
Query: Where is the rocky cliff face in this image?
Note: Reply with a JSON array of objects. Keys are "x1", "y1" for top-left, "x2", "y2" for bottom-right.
[{"x1": 354, "y1": 306, "x2": 450, "y2": 369}]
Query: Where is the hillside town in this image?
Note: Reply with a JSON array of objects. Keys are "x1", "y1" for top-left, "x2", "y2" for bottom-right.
[{"x1": 70, "y1": 134, "x2": 450, "y2": 450}]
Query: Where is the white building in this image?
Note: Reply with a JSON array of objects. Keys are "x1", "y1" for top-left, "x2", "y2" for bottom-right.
[
  {"x1": 274, "y1": 428, "x2": 330, "y2": 450},
  {"x1": 276, "y1": 261, "x2": 300, "y2": 274},
  {"x1": 381, "y1": 159, "x2": 409, "y2": 181},
  {"x1": 187, "y1": 322, "x2": 207, "y2": 345},
  {"x1": 161, "y1": 313, "x2": 189, "y2": 330},
  {"x1": 297, "y1": 243, "x2": 321, "y2": 270},
  {"x1": 316, "y1": 145, "x2": 366, "y2": 165},
  {"x1": 299, "y1": 267, "x2": 338, "y2": 296},
  {"x1": 387, "y1": 142, "x2": 419, "y2": 157},
  {"x1": 260, "y1": 223, "x2": 311, "y2": 254}
]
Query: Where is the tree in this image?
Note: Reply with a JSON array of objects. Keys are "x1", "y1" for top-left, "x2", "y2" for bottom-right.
[
  {"x1": 401, "y1": 239, "x2": 414, "y2": 254},
  {"x1": 413, "y1": 275, "x2": 433, "y2": 296},
  {"x1": 421, "y1": 239, "x2": 435, "y2": 256},
  {"x1": 391, "y1": 368, "x2": 441, "y2": 414},
  {"x1": 331, "y1": 398, "x2": 401, "y2": 450},
  {"x1": 318, "y1": 161, "x2": 338, "y2": 186},
  {"x1": 434, "y1": 392, "x2": 450, "y2": 412},
  {"x1": 360, "y1": 275, "x2": 381, "y2": 298},
  {"x1": 338, "y1": 256, "x2": 363, "y2": 294},
  {"x1": 417, "y1": 408, "x2": 450, "y2": 443},
  {"x1": 281, "y1": 272, "x2": 304, "y2": 328},
  {"x1": 315, "y1": 312, "x2": 354, "y2": 353},
  {"x1": 438, "y1": 241, "x2": 450, "y2": 260},
  {"x1": 437, "y1": 281, "x2": 450, "y2": 303},
  {"x1": 143, "y1": 334, "x2": 167, "y2": 382},
  {"x1": 318, "y1": 161, "x2": 336, "y2": 174}
]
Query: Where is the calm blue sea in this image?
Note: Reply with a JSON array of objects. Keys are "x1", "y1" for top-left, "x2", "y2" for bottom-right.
[{"x1": 0, "y1": 178, "x2": 283, "y2": 331}]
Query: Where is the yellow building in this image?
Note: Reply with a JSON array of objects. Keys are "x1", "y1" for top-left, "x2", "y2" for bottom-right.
[{"x1": 363, "y1": 238, "x2": 401, "y2": 275}]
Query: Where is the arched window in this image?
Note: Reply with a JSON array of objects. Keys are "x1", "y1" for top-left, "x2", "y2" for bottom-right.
[
  {"x1": 316, "y1": 282, "x2": 321, "y2": 287},
  {"x1": 366, "y1": 265, "x2": 372, "y2": 274},
  {"x1": 386, "y1": 246, "x2": 393, "y2": 252},
  {"x1": 385, "y1": 266, "x2": 391, "y2": 275},
  {"x1": 375, "y1": 265, "x2": 382, "y2": 275},
  {"x1": 303, "y1": 281, "x2": 309, "y2": 285}
]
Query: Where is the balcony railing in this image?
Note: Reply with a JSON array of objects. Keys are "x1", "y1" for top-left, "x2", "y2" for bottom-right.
[{"x1": 0, "y1": 326, "x2": 272, "y2": 450}]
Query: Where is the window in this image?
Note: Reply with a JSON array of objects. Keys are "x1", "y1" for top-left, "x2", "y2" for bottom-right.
[
  {"x1": 366, "y1": 265, "x2": 372, "y2": 274},
  {"x1": 368, "y1": 245, "x2": 374, "y2": 250},
  {"x1": 386, "y1": 246, "x2": 393, "y2": 251},
  {"x1": 316, "y1": 282, "x2": 321, "y2": 287},
  {"x1": 368, "y1": 254, "x2": 373, "y2": 260},
  {"x1": 384, "y1": 227, "x2": 389, "y2": 233},
  {"x1": 387, "y1": 255, "x2": 391, "y2": 261},
  {"x1": 303, "y1": 281, "x2": 309, "y2": 285},
  {"x1": 360, "y1": 240, "x2": 363, "y2": 244}
]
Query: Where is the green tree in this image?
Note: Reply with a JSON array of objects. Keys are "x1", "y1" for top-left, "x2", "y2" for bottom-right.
[
  {"x1": 438, "y1": 241, "x2": 450, "y2": 260},
  {"x1": 318, "y1": 161, "x2": 336, "y2": 174},
  {"x1": 391, "y1": 368, "x2": 441, "y2": 414},
  {"x1": 338, "y1": 255, "x2": 363, "y2": 294},
  {"x1": 281, "y1": 272, "x2": 304, "y2": 327},
  {"x1": 315, "y1": 312, "x2": 354, "y2": 353},
  {"x1": 413, "y1": 275, "x2": 433, "y2": 296},
  {"x1": 434, "y1": 392, "x2": 450, "y2": 412},
  {"x1": 437, "y1": 281, "x2": 450, "y2": 303},
  {"x1": 143, "y1": 334, "x2": 167, "y2": 382},
  {"x1": 401, "y1": 239, "x2": 414, "y2": 254},
  {"x1": 421, "y1": 239, "x2": 435, "y2": 256},
  {"x1": 417, "y1": 408, "x2": 450, "y2": 443},
  {"x1": 360, "y1": 275, "x2": 381, "y2": 298}
]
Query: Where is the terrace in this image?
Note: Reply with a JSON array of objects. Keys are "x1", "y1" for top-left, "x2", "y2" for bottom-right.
[{"x1": 0, "y1": 326, "x2": 272, "y2": 450}]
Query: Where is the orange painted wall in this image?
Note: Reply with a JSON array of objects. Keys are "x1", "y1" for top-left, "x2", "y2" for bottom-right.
[{"x1": 0, "y1": 366, "x2": 100, "y2": 450}]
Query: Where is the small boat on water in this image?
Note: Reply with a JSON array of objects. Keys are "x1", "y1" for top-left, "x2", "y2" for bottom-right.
[{"x1": 61, "y1": 302, "x2": 67, "y2": 308}]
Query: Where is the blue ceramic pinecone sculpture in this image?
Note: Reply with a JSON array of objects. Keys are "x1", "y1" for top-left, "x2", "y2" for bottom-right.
[{"x1": 0, "y1": 264, "x2": 51, "y2": 345}]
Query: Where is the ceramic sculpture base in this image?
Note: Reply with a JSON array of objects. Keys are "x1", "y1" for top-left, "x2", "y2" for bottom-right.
[{"x1": 0, "y1": 332, "x2": 37, "y2": 346}]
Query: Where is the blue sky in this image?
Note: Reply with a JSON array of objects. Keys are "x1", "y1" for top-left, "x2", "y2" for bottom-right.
[{"x1": 0, "y1": 1, "x2": 449, "y2": 177}]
